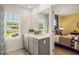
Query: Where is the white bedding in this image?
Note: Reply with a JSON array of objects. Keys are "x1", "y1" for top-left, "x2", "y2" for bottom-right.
[
  {"x1": 54, "y1": 35, "x2": 60, "y2": 43},
  {"x1": 54, "y1": 34, "x2": 75, "y2": 43}
]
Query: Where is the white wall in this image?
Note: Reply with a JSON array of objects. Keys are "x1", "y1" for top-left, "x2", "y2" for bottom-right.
[{"x1": 4, "y1": 4, "x2": 32, "y2": 52}]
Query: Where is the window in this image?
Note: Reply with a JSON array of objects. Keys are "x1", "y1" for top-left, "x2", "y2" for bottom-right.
[{"x1": 6, "y1": 12, "x2": 19, "y2": 39}]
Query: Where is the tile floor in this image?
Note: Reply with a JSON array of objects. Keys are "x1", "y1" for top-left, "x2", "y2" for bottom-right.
[
  {"x1": 7, "y1": 46, "x2": 79, "y2": 55},
  {"x1": 7, "y1": 49, "x2": 30, "y2": 55}
]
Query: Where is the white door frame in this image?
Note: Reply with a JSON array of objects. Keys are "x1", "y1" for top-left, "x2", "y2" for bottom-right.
[{"x1": 49, "y1": 6, "x2": 55, "y2": 55}]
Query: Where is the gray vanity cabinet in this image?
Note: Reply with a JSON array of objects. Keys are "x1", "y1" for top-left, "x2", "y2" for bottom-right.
[{"x1": 29, "y1": 37, "x2": 50, "y2": 55}]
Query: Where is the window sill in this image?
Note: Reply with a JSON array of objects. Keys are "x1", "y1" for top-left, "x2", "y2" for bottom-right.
[{"x1": 5, "y1": 35, "x2": 20, "y2": 42}]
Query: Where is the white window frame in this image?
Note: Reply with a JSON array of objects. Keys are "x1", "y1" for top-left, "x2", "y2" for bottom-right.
[{"x1": 4, "y1": 12, "x2": 21, "y2": 41}]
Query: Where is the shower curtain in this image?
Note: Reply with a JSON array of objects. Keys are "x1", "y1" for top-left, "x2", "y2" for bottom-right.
[{"x1": 0, "y1": 5, "x2": 6, "y2": 55}]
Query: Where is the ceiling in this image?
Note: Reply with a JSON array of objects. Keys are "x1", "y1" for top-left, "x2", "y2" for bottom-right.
[
  {"x1": 17, "y1": 4, "x2": 79, "y2": 16},
  {"x1": 17, "y1": 4, "x2": 40, "y2": 10},
  {"x1": 54, "y1": 4, "x2": 79, "y2": 16},
  {"x1": 37, "y1": 4, "x2": 79, "y2": 16}
]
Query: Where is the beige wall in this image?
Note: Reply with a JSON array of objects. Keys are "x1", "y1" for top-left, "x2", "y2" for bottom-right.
[{"x1": 60, "y1": 13, "x2": 79, "y2": 34}]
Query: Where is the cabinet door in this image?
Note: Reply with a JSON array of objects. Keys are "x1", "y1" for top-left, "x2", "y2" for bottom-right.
[
  {"x1": 24, "y1": 35, "x2": 28, "y2": 50},
  {"x1": 38, "y1": 38, "x2": 50, "y2": 55},
  {"x1": 33, "y1": 39, "x2": 38, "y2": 55},
  {"x1": 29, "y1": 37, "x2": 34, "y2": 54}
]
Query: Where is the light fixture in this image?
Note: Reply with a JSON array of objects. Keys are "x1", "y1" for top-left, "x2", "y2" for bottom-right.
[{"x1": 28, "y1": 5, "x2": 32, "y2": 8}]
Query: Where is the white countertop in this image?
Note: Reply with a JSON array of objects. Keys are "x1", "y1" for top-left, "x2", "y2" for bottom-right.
[{"x1": 23, "y1": 33, "x2": 50, "y2": 40}]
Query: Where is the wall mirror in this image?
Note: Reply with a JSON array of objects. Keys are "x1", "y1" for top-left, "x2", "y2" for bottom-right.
[{"x1": 36, "y1": 8, "x2": 49, "y2": 34}]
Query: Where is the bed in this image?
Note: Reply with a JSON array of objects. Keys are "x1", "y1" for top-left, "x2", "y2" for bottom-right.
[{"x1": 55, "y1": 35, "x2": 75, "y2": 48}]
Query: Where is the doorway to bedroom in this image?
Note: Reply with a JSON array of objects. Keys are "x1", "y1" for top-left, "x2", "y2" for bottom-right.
[{"x1": 53, "y1": 4, "x2": 79, "y2": 55}]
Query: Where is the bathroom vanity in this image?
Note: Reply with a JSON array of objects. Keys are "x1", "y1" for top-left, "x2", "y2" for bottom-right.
[{"x1": 23, "y1": 33, "x2": 50, "y2": 55}]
